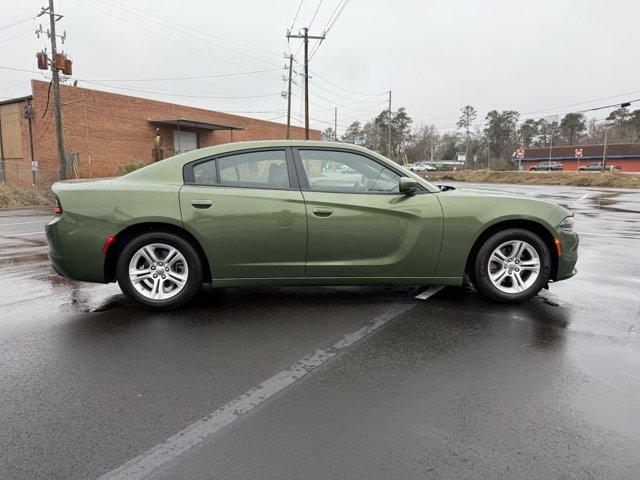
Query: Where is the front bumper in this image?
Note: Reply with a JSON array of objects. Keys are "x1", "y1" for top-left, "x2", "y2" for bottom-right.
[
  {"x1": 555, "y1": 230, "x2": 579, "y2": 281},
  {"x1": 46, "y1": 212, "x2": 116, "y2": 283}
]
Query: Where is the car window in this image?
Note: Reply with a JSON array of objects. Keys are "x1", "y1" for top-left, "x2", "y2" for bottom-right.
[
  {"x1": 218, "y1": 150, "x2": 289, "y2": 189},
  {"x1": 298, "y1": 150, "x2": 400, "y2": 193},
  {"x1": 192, "y1": 159, "x2": 217, "y2": 185}
]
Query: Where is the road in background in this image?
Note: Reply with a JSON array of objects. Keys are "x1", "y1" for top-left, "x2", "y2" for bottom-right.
[{"x1": 0, "y1": 185, "x2": 639, "y2": 479}]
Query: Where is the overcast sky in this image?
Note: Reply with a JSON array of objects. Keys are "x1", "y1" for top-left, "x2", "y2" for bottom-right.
[{"x1": 1, "y1": 0, "x2": 638, "y2": 134}]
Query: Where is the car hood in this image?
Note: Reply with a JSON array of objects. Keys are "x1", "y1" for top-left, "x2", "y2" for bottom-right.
[{"x1": 435, "y1": 184, "x2": 526, "y2": 199}]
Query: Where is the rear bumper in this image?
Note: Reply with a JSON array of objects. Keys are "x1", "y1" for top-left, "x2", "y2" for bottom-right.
[{"x1": 45, "y1": 212, "x2": 116, "y2": 283}]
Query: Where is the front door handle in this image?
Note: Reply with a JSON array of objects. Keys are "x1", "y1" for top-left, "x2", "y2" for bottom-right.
[
  {"x1": 191, "y1": 199, "x2": 213, "y2": 209},
  {"x1": 312, "y1": 208, "x2": 334, "y2": 217}
]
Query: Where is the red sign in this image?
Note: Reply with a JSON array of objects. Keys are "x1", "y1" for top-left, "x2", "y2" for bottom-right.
[
  {"x1": 575, "y1": 148, "x2": 583, "y2": 158},
  {"x1": 516, "y1": 149, "x2": 525, "y2": 159}
]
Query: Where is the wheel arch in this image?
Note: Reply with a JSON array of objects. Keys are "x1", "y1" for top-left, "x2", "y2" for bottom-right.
[
  {"x1": 104, "y1": 222, "x2": 212, "y2": 283},
  {"x1": 465, "y1": 219, "x2": 559, "y2": 281}
]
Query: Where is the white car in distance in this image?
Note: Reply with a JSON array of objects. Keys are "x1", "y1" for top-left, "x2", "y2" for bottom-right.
[{"x1": 408, "y1": 163, "x2": 436, "y2": 172}]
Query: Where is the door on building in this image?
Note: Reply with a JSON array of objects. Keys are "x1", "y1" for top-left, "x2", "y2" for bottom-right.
[
  {"x1": 173, "y1": 130, "x2": 198, "y2": 155},
  {"x1": 180, "y1": 148, "x2": 307, "y2": 280},
  {"x1": 293, "y1": 147, "x2": 443, "y2": 279}
]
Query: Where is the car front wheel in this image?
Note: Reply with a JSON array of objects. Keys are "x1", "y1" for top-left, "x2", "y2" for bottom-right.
[
  {"x1": 116, "y1": 232, "x2": 203, "y2": 310},
  {"x1": 471, "y1": 228, "x2": 551, "y2": 303}
]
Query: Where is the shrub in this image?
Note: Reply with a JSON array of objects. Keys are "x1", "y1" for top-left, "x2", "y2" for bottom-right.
[{"x1": 118, "y1": 161, "x2": 146, "y2": 176}]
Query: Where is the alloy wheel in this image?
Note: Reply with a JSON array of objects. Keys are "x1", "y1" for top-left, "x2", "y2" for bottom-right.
[
  {"x1": 487, "y1": 240, "x2": 541, "y2": 294},
  {"x1": 128, "y1": 243, "x2": 189, "y2": 300}
]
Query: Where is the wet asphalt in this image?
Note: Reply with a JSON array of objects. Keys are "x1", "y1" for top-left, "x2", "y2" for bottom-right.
[{"x1": 0, "y1": 184, "x2": 639, "y2": 479}]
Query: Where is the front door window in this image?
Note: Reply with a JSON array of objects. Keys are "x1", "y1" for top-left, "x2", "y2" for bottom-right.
[{"x1": 298, "y1": 149, "x2": 400, "y2": 193}]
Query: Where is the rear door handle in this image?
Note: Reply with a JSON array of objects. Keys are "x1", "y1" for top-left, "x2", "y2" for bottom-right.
[
  {"x1": 191, "y1": 199, "x2": 213, "y2": 209},
  {"x1": 312, "y1": 208, "x2": 334, "y2": 217}
]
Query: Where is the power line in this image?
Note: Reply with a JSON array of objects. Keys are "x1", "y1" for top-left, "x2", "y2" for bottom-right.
[
  {"x1": 289, "y1": 0, "x2": 305, "y2": 31},
  {"x1": 105, "y1": 0, "x2": 282, "y2": 58},
  {"x1": 0, "y1": 29, "x2": 32, "y2": 44},
  {"x1": 74, "y1": 0, "x2": 282, "y2": 80},
  {"x1": 308, "y1": 69, "x2": 387, "y2": 97},
  {"x1": 309, "y1": 79, "x2": 388, "y2": 103},
  {"x1": 77, "y1": 68, "x2": 282, "y2": 83},
  {"x1": 308, "y1": 0, "x2": 324, "y2": 29},
  {"x1": 309, "y1": 0, "x2": 350, "y2": 60},
  {"x1": 79, "y1": 80, "x2": 281, "y2": 99},
  {"x1": 322, "y1": 0, "x2": 347, "y2": 32},
  {"x1": 0, "y1": 14, "x2": 35, "y2": 33},
  {"x1": 101, "y1": 0, "x2": 282, "y2": 68}
]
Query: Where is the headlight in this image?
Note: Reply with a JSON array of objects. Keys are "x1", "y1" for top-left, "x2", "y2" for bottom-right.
[{"x1": 559, "y1": 216, "x2": 574, "y2": 233}]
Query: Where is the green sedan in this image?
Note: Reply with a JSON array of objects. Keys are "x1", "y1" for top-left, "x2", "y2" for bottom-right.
[{"x1": 46, "y1": 141, "x2": 578, "y2": 309}]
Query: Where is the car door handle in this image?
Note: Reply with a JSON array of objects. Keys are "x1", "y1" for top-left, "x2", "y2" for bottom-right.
[
  {"x1": 312, "y1": 208, "x2": 334, "y2": 217},
  {"x1": 191, "y1": 199, "x2": 213, "y2": 209}
]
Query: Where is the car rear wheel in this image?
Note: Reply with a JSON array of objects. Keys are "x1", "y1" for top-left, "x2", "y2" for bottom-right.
[
  {"x1": 116, "y1": 232, "x2": 203, "y2": 310},
  {"x1": 471, "y1": 228, "x2": 551, "y2": 303}
]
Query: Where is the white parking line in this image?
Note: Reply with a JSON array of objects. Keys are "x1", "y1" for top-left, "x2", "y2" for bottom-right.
[
  {"x1": 0, "y1": 220, "x2": 48, "y2": 227},
  {"x1": 2, "y1": 231, "x2": 44, "y2": 237},
  {"x1": 98, "y1": 298, "x2": 440, "y2": 480},
  {"x1": 575, "y1": 193, "x2": 590, "y2": 202},
  {"x1": 579, "y1": 232, "x2": 638, "y2": 239},
  {"x1": 415, "y1": 285, "x2": 445, "y2": 300}
]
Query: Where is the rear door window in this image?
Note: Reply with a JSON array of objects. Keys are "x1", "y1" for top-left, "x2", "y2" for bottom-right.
[{"x1": 218, "y1": 150, "x2": 290, "y2": 189}]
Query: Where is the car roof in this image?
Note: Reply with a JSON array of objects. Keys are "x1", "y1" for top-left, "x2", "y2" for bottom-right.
[{"x1": 183, "y1": 140, "x2": 375, "y2": 158}]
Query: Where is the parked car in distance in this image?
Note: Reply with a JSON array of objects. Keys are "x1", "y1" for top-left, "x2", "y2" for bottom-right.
[
  {"x1": 46, "y1": 141, "x2": 578, "y2": 310},
  {"x1": 408, "y1": 163, "x2": 436, "y2": 172},
  {"x1": 529, "y1": 161, "x2": 564, "y2": 171},
  {"x1": 578, "y1": 162, "x2": 621, "y2": 172},
  {"x1": 578, "y1": 162, "x2": 603, "y2": 171}
]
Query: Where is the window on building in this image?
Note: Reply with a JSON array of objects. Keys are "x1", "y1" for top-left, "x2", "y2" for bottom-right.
[
  {"x1": 218, "y1": 150, "x2": 289, "y2": 189},
  {"x1": 173, "y1": 130, "x2": 198, "y2": 154},
  {"x1": 298, "y1": 149, "x2": 400, "y2": 193}
]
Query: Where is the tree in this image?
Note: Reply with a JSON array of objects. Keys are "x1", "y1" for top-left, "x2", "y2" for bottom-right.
[
  {"x1": 436, "y1": 132, "x2": 460, "y2": 161},
  {"x1": 457, "y1": 105, "x2": 477, "y2": 169},
  {"x1": 364, "y1": 108, "x2": 413, "y2": 161},
  {"x1": 406, "y1": 124, "x2": 439, "y2": 162},
  {"x1": 518, "y1": 119, "x2": 538, "y2": 148},
  {"x1": 559, "y1": 113, "x2": 586, "y2": 145},
  {"x1": 484, "y1": 110, "x2": 519, "y2": 167},
  {"x1": 321, "y1": 127, "x2": 336, "y2": 141},
  {"x1": 392, "y1": 107, "x2": 413, "y2": 157},
  {"x1": 340, "y1": 121, "x2": 363, "y2": 143},
  {"x1": 606, "y1": 107, "x2": 630, "y2": 127},
  {"x1": 536, "y1": 118, "x2": 559, "y2": 147}
]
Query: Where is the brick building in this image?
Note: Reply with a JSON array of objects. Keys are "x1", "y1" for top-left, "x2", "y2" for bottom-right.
[
  {"x1": 513, "y1": 144, "x2": 640, "y2": 171},
  {"x1": 0, "y1": 79, "x2": 319, "y2": 188}
]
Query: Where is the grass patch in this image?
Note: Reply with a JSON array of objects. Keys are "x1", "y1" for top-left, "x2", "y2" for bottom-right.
[
  {"x1": 0, "y1": 184, "x2": 53, "y2": 208},
  {"x1": 423, "y1": 170, "x2": 640, "y2": 189}
]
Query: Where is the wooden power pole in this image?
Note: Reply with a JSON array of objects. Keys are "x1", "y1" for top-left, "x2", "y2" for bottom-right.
[
  {"x1": 287, "y1": 28, "x2": 325, "y2": 140},
  {"x1": 41, "y1": 0, "x2": 68, "y2": 180},
  {"x1": 387, "y1": 90, "x2": 392, "y2": 158},
  {"x1": 286, "y1": 54, "x2": 293, "y2": 139}
]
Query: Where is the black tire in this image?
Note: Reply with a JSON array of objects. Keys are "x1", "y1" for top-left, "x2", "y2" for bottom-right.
[
  {"x1": 116, "y1": 232, "x2": 203, "y2": 310},
  {"x1": 471, "y1": 228, "x2": 551, "y2": 303}
]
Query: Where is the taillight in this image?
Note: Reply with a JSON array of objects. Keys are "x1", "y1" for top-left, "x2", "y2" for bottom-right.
[
  {"x1": 102, "y1": 235, "x2": 117, "y2": 255},
  {"x1": 54, "y1": 196, "x2": 62, "y2": 215}
]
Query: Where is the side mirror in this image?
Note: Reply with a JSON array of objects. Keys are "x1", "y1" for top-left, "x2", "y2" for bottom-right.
[{"x1": 399, "y1": 176, "x2": 418, "y2": 194}]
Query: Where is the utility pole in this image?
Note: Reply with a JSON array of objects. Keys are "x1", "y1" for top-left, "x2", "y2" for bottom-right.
[
  {"x1": 601, "y1": 127, "x2": 609, "y2": 172},
  {"x1": 286, "y1": 54, "x2": 293, "y2": 139},
  {"x1": 548, "y1": 127, "x2": 554, "y2": 172},
  {"x1": 334, "y1": 107, "x2": 337, "y2": 141},
  {"x1": 387, "y1": 90, "x2": 392, "y2": 158},
  {"x1": 39, "y1": 0, "x2": 67, "y2": 180},
  {"x1": 287, "y1": 28, "x2": 325, "y2": 140}
]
